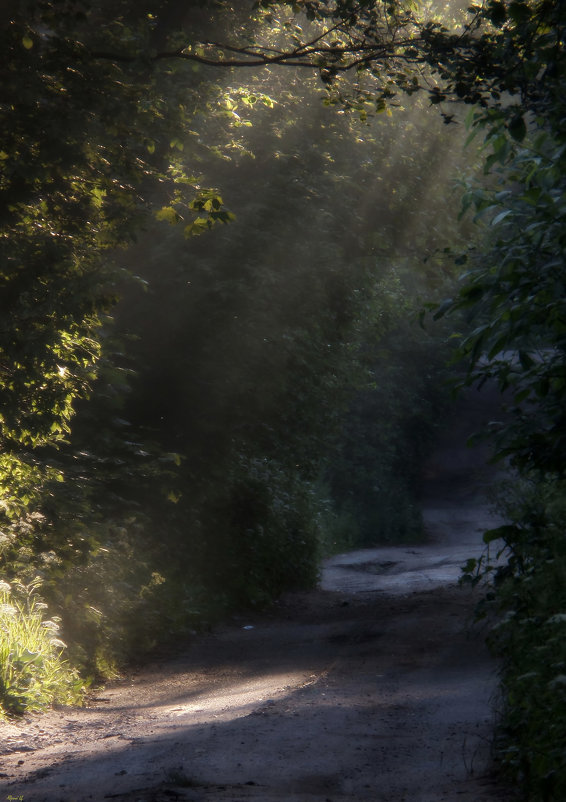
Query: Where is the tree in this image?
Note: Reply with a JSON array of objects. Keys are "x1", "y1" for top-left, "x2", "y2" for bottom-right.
[
  {"x1": 0, "y1": 0, "x2": 241, "y2": 671},
  {"x1": 432, "y1": 0, "x2": 566, "y2": 474},
  {"x1": 417, "y1": 2, "x2": 565, "y2": 795},
  {"x1": 0, "y1": 0, "x2": 234, "y2": 459}
]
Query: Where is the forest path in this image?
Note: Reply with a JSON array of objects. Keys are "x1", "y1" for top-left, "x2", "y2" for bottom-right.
[{"x1": 1, "y1": 388, "x2": 517, "y2": 802}]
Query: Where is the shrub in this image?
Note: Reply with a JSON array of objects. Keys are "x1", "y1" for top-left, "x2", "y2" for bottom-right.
[{"x1": 485, "y1": 477, "x2": 566, "y2": 800}]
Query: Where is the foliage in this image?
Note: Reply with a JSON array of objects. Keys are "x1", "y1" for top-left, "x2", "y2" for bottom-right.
[
  {"x1": 326, "y1": 273, "x2": 454, "y2": 546},
  {"x1": 199, "y1": 456, "x2": 323, "y2": 606},
  {"x1": 152, "y1": 0, "x2": 467, "y2": 118},
  {"x1": 475, "y1": 477, "x2": 566, "y2": 801},
  {"x1": 0, "y1": 0, "x2": 234, "y2": 474},
  {"x1": 0, "y1": 0, "x2": 476, "y2": 705},
  {"x1": 0, "y1": 0, "x2": 232, "y2": 685},
  {"x1": 431, "y1": 0, "x2": 566, "y2": 472},
  {"x1": 116, "y1": 53, "x2": 467, "y2": 607},
  {"x1": 0, "y1": 3, "x2": 552, "y2": 796},
  {"x1": 441, "y1": 124, "x2": 566, "y2": 474},
  {"x1": 0, "y1": 578, "x2": 84, "y2": 717},
  {"x1": 426, "y1": 1, "x2": 566, "y2": 797}
]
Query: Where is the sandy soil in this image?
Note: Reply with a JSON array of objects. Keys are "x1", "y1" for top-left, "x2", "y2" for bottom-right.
[{"x1": 0, "y1": 387, "x2": 518, "y2": 802}]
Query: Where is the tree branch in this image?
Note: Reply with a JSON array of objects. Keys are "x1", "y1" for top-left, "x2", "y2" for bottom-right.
[{"x1": 91, "y1": 37, "x2": 426, "y2": 73}]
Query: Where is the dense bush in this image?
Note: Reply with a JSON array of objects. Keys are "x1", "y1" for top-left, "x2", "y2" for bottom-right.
[
  {"x1": 480, "y1": 477, "x2": 566, "y2": 800},
  {"x1": 327, "y1": 310, "x2": 453, "y2": 547}
]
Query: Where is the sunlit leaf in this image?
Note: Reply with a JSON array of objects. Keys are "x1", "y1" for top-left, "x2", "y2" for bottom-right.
[{"x1": 155, "y1": 206, "x2": 180, "y2": 224}]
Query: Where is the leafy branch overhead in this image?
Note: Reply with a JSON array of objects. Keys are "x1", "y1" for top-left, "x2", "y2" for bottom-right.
[{"x1": 83, "y1": 0, "x2": 558, "y2": 130}]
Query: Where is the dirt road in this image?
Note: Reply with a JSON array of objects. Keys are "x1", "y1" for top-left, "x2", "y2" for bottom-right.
[{"x1": 0, "y1": 388, "x2": 517, "y2": 802}]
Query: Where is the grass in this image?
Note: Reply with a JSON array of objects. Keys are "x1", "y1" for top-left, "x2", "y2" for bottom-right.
[{"x1": 0, "y1": 577, "x2": 85, "y2": 717}]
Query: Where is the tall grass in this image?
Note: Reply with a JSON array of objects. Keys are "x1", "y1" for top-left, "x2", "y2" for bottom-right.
[{"x1": 0, "y1": 577, "x2": 84, "y2": 717}]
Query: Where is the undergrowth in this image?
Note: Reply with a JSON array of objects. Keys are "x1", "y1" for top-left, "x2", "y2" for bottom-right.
[
  {"x1": 0, "y1": 577, "x2": 85, "y2": 717},
  {"x1": 475, "y1": 476, "x2": 566, "y2": 801}
]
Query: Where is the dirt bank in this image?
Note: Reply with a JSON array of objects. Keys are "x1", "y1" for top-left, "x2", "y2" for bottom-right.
[{"x1": 0, "y1": 386, "x2": 517, "y2": 801}]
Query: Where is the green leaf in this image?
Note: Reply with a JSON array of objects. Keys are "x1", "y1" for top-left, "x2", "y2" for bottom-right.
[
  {"x1": 507, "y1": 1, "x2": 531, "y2": 23},
  {"x1": 518, "y1": 351, "x2": 535, "y2": 370},
  {"x1": 462, "y1": 557, "x2": 478, "y2": 573},
  {"x1": 491, "y1": 209, "x2": 512, "y2": 226},
  {"x1": 487, "y1": 0, "x2": 507, "y2": 26},
  {"x1": 155, "y1": 206, "x2": 180, "y2": 225},
  {"x1": 432, "y1": 298, "x2": 454, "y2": 320},
  {"x1": 183, "y1": 217, "x2": 211, "y2": 237},
  {"x1": 14, "y1": 648, "x2": 42, "y2": 666},
  {"x1": 513, "y1": 388, "x2": 531, "y2": 403},
  {"x1": 483, "y1": 525, "x2": 519, "y2": 544},
  {"x1": 508, "y1": 115, "x2": 527, "y2": 142}
]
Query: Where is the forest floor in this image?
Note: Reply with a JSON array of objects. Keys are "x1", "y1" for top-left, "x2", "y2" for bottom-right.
[{"x1": 1, "y1": 389, "x2": 519, "y2": 802}]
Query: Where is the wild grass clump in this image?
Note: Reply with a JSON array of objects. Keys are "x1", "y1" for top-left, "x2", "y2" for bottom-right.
[{"x1": 0, "y1": 577, "x2": 85, "y2": 717}]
